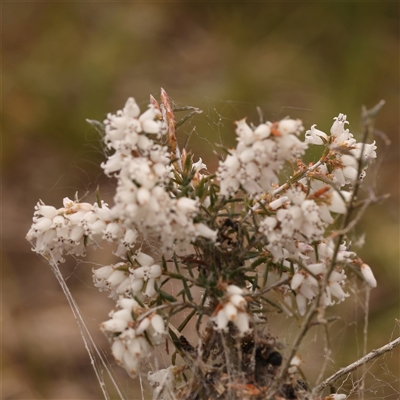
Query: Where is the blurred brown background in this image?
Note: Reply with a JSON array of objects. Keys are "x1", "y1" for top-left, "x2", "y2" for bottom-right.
[{"x1": 2, "y1": 2, "x2": 399, "y2": 399}]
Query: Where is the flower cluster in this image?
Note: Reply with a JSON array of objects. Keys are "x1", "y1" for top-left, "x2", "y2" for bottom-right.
[
  {"x1": 305, "y1": 113, "x2": 376, "y2": 187},
  {"x1": 26, "y1": 92, "x2": 382, "y2": 400},
  {"x1": 211, "y1": 285, "x2": 251, "y2": 336},
  {"x1": 92, "y1": 251, "x2": 162, "y2": 300},
  {"x1": 101, "y1": 297, "x2": 166, "y2": 378},
  {"x1": 102, "y1": 97, "x2": 216, "y2": 253},
  {"x1": 26, "y1": 197, "x2": 124, "y2": 263},
  {"x1": 259, "y1": 186, "x2": 348, "y2": 261},
  {"x1": 217, "y1": 118, "x2": 307, "y2": 197}
]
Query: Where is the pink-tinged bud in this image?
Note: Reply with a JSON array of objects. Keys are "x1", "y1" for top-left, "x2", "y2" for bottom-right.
[{"x1": 361, "y1": 264, "x2": 377, "y2": 288}]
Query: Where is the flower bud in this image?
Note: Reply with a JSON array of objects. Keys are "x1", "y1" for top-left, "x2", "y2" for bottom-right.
[{"x1": 361, "y1": 264, "x2": 377, "y2": 288}]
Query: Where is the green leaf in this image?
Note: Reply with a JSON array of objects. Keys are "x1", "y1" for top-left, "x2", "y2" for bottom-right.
[{"x1": 159, "y1": 290, "x2": 178, "y2": 302}]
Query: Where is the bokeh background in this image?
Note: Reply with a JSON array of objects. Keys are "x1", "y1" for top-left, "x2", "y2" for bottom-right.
[{"x1": 3, "y1": 2, "x2": 399, "y2": 399}]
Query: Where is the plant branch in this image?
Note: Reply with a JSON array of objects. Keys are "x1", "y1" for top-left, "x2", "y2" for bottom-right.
[
  {"x1": 241, "y1": 160, "x2": 323, "y2": 224},
  {"x1": 313, "y1": 335, "x2": 400, "y2": 396},
  {"x1": 250, "y1": 277, "x2": 290, "y2": 298}
]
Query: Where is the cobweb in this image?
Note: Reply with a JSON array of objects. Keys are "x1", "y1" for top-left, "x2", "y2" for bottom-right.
[{"x1": 50, "y1": 96, "x2": 399, "y2": 400}]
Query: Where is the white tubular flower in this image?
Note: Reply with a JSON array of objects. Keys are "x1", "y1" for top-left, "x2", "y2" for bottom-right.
[
  {"x1": 361, "y1": 264, "x2": 377, "y2": 288},
  {"x1": 330, "y1": 113, "x2": 349, "y2": 137},
  {"x1": 278, "y1": 119, "x2": 304, "y2": 136},
  {"x1": 212, "y1": 286, "x2": 251, "y2": 336},
  {"x1": 235, "y1": 312, "x2": 251, "y2": 335},
  {"x1": 107, "y1": 269, "x2": 127, "y2": 287},
  {"x1": 305, "y1": 124, "x2": 328, "y2": 145},
  {"x1": 269, "y1": 196, "x2": 289, "y2": 210},
  {"x1": 290, "y1": 355, "x2": 302, "y2": 367},
  {"x1": 236, "y1": 119, "x2": 255, "y2": 145},
  {"x1": 101, "y1": 299, "x2": 167, "y2": 378},
  {"x1": 326, "y1": 395, "x2": 347, "y2": 400},
  {"x1": 291, "y1": 273, "x2": 305, "y2": 291},
  {"x1": 117, "y1": 296, "x2": 140, "y2": 311},
  {"x1": 194, "y1": 223, "x2": 218, "y2": 241},
  {"x1": 103, "y1": 222, "x2": 122, "y2": 242},
  {"x1": 136, "y1": 251, "x2": 155, "y2": 266},
  {"x1": 295, "y1": 294, "x2": 307, "y2": 316},
  {"x1": 126, "y1": 252, "x2": 162, "y2": 299},
  {"x1": 226, "y1": 284, "x2": 244, "y2": 295},
  {"x1": 101, "y1": 318, "x2": 129, "y2": 333},
  {"x1": 328, "y1": 190, "x2": 351, "y2": 214},
  {"x1": 150, "y1": 314, "x2": 167, "y2": 336},
  {"x1": 35, "y1": 203, "x2": 58, "y2": 219},
  {"x1": 328, "y1": 281, "x2": 349, "y2": 303},
  {"x1": 92, "y1": 262, "x2": 130, "y2": 298},
  {"x1": 254, "y1": 123, "x2": 271, "y2": 139},
  {"x1": 111, "y1": 340, "x2": 126, "y2": 365},
  {"x1": 218, "y1": 154, "x2": 241, "y2": 197},
  {"x1": 93, "y1": 265, "x2": 113, "y2": 281},
  {"x1": 351, "y1": 141, "x2": 377, "y2": 161}
]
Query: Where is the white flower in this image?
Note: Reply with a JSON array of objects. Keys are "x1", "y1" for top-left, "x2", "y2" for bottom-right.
[
  {"x1": 101, "y1": 318, "x2": 128, "y2": 333},
  {"x1": 101, "y1": 300, "x2": 167, "y2": 378},
  {"x1": 305, "y1": 124, "x2": 328, "y2": 145},
  {"x1": 351, "y1": 141, "x2": 377, "y2": 161},
  {"x1": 269, "y1": 196, "x2": 289, "y2": 210},
  {"x1": 330, "y1": 113, "x2": 349, "y2": 137},
  {"x1": 212, "y1": 287, "x2": 251, "y2": 336},
  {"x1": 278, "y1": 119, "x2": 303, "y2": 135},
  {"x1": 194, "y1": 223, "x2": 217, "y2": 241},
  {"x1": 290, "y1": 355, "x2": 302, "y2": 367},
  {"x1": 291, "y1": 273, "x2": 305, "y2": 290},
  {"x1": 328, "y1": 191, "x2": 350, "y2": 214},
  {"x1": 328, "y1": 281, "x2": 349, "y2": 302},
  {"x1": 150, "y1": 314, "x2": 166, "y2": 336},
  {"x1": 361, "y1": 264, "x2": 377, "y2": 288},
  {"x1": 254, "y1": 123, "x2": 271, "y2": 139},
  {"x1": 136, "y1": 251, "x2": 155, "y2": 266}
]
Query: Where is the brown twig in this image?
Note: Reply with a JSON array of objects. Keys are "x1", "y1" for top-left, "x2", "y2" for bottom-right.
[
  {"x1": 312, "y1": 335, "x2": 400, "y2": 396},
  {"x1": 160, "y1": 88, "x2": 182, "y2": 171}
]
